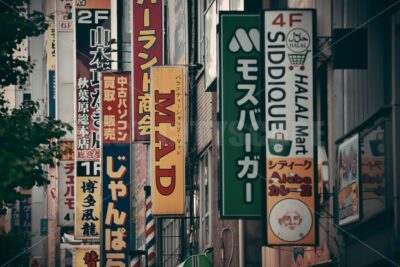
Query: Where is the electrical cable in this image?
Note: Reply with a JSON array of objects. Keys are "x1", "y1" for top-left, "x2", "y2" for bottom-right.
[{"x1": 220, "y1": 227, "x2": 234, "y2": 267}]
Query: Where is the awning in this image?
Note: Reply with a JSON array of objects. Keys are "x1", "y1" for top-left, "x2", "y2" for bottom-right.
[{"x1": 177, "y1": 252, "x2": 213, "y2": 267}]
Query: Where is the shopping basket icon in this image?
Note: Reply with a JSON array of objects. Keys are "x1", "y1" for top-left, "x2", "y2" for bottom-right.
[{"x1": 288, "y1": 50, "x2": 310, "y2": 71}]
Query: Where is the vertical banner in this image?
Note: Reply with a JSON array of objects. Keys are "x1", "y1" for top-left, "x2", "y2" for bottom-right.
[
  {"x1": 75, "y1": 160, "x2": 101, "y2": 239},
  {"x1": 263, "y1": 10, "x2": 317, "y2": 245},
  {"x1": 361, "y1": 124, "x2": 385, "y2": 220},
  {"x1": 20, "y1": 192, "x2": 32, "y2": 253},
  {"x1": 47, "y1": 20, "x2": 56, "y2": 118},
  {"x1": 56, "y1": 0, "x2": 74, "y2": 32},
  {"x1": 75, "y1": 0, "x2": 111, "y2": 161},
  {"x1": 338, "y1": 134, "x2": 360, "y2": 225},
  {"x1": 219, "y1": 13, "x2": 262, "y2": 217},
  {"x1": 133, "y1": 0, "x2": 163, "y2": 141},
  {"x1": 75, "y1": 0, "x2": 111, "y2": 239},
  {"x1": 101, "y1": 72, "x2": 131, "y2": 266},
  {"x1": 151, "y1": 66, "x2": 185, "y2": 215},
  {"x1": 58, "y1": 141, "x2": 75, "y2": 226},
  {"x1": 75, "y1": 246, "x2": 100, "y2": 267}
]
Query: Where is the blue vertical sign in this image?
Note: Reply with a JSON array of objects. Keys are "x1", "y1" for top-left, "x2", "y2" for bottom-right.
[
  {"x1": 102, "y1": 144, "x2": 131, "y2": 266},
  {"x1": 101, "y1": 72, "x2": 131, "y2": 266},
  {"x1": 48, "y1": 70, "x2": 56, "y2": 118}
]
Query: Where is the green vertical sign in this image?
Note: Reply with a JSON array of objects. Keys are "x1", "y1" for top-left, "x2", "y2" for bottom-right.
[{"x1": 219, "y1": 13, "x2": 261, "y2": 217}]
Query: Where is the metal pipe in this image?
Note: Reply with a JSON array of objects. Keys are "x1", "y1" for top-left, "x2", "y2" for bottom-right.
[{"x1": 238, "y1": 219, "x2": 244, "y2": 267}]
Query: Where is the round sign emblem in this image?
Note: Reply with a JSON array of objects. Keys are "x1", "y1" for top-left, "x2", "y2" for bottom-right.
[
  {"x1": 274, "y1": 143, "x2": 283, "y2": 153},
  {"x1": 286, "y1": 28, "x2": 311, "y2": 53},
  {"x1": 269, "y1": 199, "x2": 312, "y2": 242}
]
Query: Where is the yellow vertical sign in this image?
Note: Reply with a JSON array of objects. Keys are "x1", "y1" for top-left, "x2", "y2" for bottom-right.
[
  {"x1": 46, "y1": 20, "x2": 56, "y2": 71},
  {"x1": 151, "y1": 66, "x2": 185, "y2": 215},
  {"x1": 75, "y1": 175, "x2": 101, "y2": 239}
]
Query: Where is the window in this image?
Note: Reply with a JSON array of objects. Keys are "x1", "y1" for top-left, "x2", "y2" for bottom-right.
[
  {"x1": 204, "y1": 1, "x2": 217, "y2": 89},
  {"x1": 162, "y1": 219, "x2": 181, "y2": 267},
  {"x1": 199, "y1": 147, "x2": 212, "y2": 250},
  {"x1": 197, "y1": 0, "x2": 205, "y2": 65},
  {"x1": 167, "y1": 0, "x2": 187, "y2": 64}
]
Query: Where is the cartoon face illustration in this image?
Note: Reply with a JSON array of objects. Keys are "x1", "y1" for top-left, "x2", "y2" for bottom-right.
[
  {"x1": 279, "y1": 210, "x2": 303, "y2": 230},
  {"x1": 270, "y1": 199, "x2": 312, "y2": 242}
]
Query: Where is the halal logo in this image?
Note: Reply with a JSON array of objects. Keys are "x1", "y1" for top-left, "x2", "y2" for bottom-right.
[{"x1": 286, "y1": 28, "x2": 310, "y2": 53}]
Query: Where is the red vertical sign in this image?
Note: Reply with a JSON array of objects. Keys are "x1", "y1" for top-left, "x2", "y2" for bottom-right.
[{"x1": 133, "y1": 0, "x2": 163, "y2": 142}]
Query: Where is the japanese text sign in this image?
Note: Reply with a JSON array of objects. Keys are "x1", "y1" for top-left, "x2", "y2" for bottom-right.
[
  {"x1": 101, "y1": 73, "x2": 131, "y2": 144},
  {"x1": 59, "y1": 141, "x2": 75, "y2": 226},
  {"x1": 75, "y1": 160, "x2": 101, "y2": 239},
  {"x1": 75, "y1": 0, "x2": 111, "y2": 161},
  {"x1": 47, "y1": 20, "x2": 56, "y2": 71},
  {"x1": 151, "y1": 66, "x2": 185, "y2": 215},
  {"x1": 133, "y1": 0, "x2": 163, "y2": 141},
  {"x1": 75, "y1": 246, "x2": 100, "y2": 267},
  {"x1": 59, "y1": 162, "x2": 74, "y2": 226},
  {"x1": 47, "y1": 20, "x2": 56, "y2": 118},
  {"x1": 219, "y1": 13, "x2": 262, "y2": 217},
  {"x1": 101, "y1": 72, "x2": 131, "y2": 266},
  {"x1": 263, "y1": 10, "x2": 317, "y2": 245},
  {"x1": 20, "y1": 194, "x2": 32, "y2": 243},
  {"x1": 101, "y1": 145, "x2": 131, "y2": 266},
  {"x1": 338, "y1": 134, "x2": 360, "y2": 225}
]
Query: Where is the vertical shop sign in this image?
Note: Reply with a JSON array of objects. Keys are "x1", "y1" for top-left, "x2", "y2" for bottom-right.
[
  {"x1": 219, "y1": 13, "x2": 261, "y2": 217},
  {"x1": 101, "y1": 72, "x2": 131, "y2": 266},
  {"x1": 47, "y1": 20, "x2": 56, "y2": 118},
  {"x1": 338, "y1": 134, "x2": 360, "y2": 225},
  {"x1": 75, "y1": 246, "x2": 100, "y2": 267},
  {"x1": 75, "y1": 160, "x2": 101, "y2": 239},
  {"x1": 151, "y1": 66, "x2": 185, "y2": 215},
  {"x1": 133, "y1": 0, "x2": 163, "y2": 141},
  {"x1": 75, "y1": 0, "x2": 111, "y2": 161},
  {"x1": 20, "y1": 193, "x2": 32, "y2": 252},
  {"x1": 361, "y1": 123, "x2": 386, "y2": 220},
  {"x1": 263, "y1": 10, "x2": 317, "y2": 245},
  {"x1": 74, "y1": 0, "x2": 111, "y2": 240},
  {"x1": 56, "y1": 0, "x2": 74, "y2": 31},
  {"x1": 59, "y1": 141, "x2": 75, "y2": 226}
]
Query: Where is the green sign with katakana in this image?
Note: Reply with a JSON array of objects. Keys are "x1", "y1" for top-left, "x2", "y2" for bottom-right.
[{"x1": 219, "y1": 13, "x2": 262, "y2": 217}]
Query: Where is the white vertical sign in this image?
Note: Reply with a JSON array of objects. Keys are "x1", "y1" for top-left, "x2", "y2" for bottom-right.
[{"x1": 263, "y1": 10, "x2": 317, "y2": 245}]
